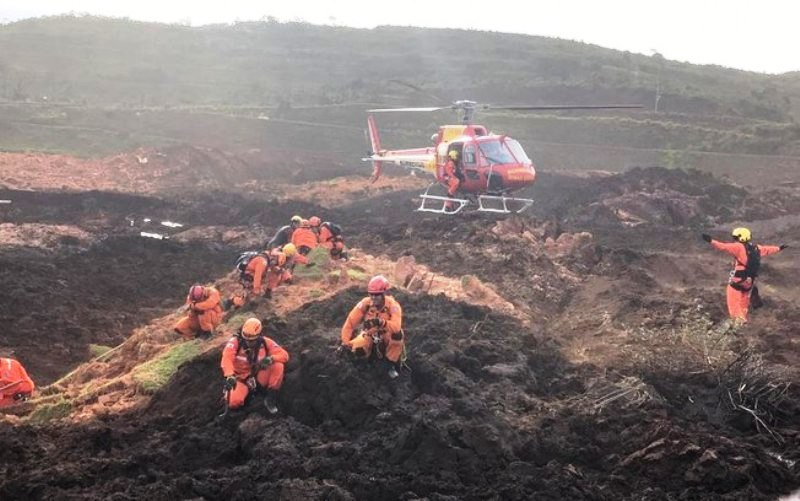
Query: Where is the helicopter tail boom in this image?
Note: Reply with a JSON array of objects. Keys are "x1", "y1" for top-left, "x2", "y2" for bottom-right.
[{"x1": 367, "y1": 115, "x2": 383, "y2": 183}]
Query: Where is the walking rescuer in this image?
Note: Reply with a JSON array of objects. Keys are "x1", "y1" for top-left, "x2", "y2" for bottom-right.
[{"x1": 702, "y1": 227, "x2": 788, "y2": 324}]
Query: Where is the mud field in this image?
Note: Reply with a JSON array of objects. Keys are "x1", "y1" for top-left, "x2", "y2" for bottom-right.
[{"x1": 2, "y1": 149, "x2": 800, "y2": 499}]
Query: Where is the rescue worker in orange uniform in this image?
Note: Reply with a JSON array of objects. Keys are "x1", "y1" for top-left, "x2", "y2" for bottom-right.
[
  {"x1": 0, "y1": 356, "x2": 35, "y2": 408},
  {"x1": 341, "y1": 275, "x2": 404, "y2": 378},
  {"x1": 264, "y1": 243, "x2": 297, "y2": 298},
  {"x1": 228, "y1": 251, "x2": 271, "y2": 308},
  {"x1": 174, "y1": 284, "x2": 223, "y2": 339},
  {"x1": 266, "y1": 215, "x2": 302, "y2": 250},
  {"x1": 702, "y1": 227, "x2": 787, "y2": 323},
  {"x1": 221, "y1": 318, "x2": 289, "y2": 414},
  {"x1": 242, "y1": 252, "x2": 270, "y2": 296},
  {"x1": 312, "y1": 217, "x2": 348, "y2": 261},
  {"x1": 290, "y1": 219, "x2": 318, "y2": 265},
  {"x1": 443, "y1": 149, "x2": 462, "y2": 212}
]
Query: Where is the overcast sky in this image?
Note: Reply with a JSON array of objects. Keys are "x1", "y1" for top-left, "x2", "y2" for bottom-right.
[{"x1": 1, "y1": 0, "x2": 797, "y2": 74}]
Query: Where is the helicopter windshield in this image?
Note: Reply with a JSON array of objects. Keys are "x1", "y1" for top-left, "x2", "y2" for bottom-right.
[
  {"x1": 478, "y1": 140, "x2": 516, "y2": 165},
  {"x1": 505, "y1": 138, "x2": 532, "y2": 164}
]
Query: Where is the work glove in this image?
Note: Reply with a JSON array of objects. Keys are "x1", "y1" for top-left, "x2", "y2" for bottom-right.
[
  {"x1": 259, "y1": 355, "x2": 274, "y2": 368},
  {"x1": 224, "y1": 376, "x2": 237, "y2": 391},
  {"x1": 13, "y1": 392, "x2": 28, "y2": 402},
  {"x1": 780, "y1": 244, "x2": 789, "y2": 251},
  {"x1": 701, "y1": 233, "x2": 712, "y2": 243}
]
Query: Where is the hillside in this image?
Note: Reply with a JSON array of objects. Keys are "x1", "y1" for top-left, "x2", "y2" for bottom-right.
[{"x1": 1, "y1": 15, "x2": 800, "y2": 171}]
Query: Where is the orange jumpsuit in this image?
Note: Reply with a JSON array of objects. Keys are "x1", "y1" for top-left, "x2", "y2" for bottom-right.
[
  {"x1": 291, "y1": 227, "x2": 318, "y2": 265},
  {"x1": 444, "y1": 159, "x2": 460, "y2": 198},
  {"x1": 221, "y1": 336, "x2": 289, "y2": 409},
  {"x1": 0, "y1": 357, "x2": 35, "y2": 408},
  {"x1": 174, "y1": 287, "x2": 223, "y2": 339},
  {"x1": 266, "y1": 249, "x2": 292, "y2": 292},
  {"x1": 710, "y1": 240, "x2": 781, "y2": 322},
  {"x1": 341, "y1": 295, "x2": 404, "y2": 363},
  {"x1": 243, "y1": 254, "x2": 269, "y2": 295},
  {"x1": 319, "y1": 224, "x2": 346, "y2": 259}
]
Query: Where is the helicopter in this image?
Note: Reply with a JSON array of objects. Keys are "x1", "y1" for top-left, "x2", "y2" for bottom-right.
[{"x1": 365, "y1": 100, "x2": 641, "y2": 214}]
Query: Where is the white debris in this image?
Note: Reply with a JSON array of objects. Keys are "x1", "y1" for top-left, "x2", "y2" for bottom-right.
[
  {"x1": 143, "y1": 218, "x2": 152, "y2": 223},
  {"x1": 140, "y1": 232, "x2": 168, "y2": 240},
  {"x1": 0, "y1": 200, "x2": 11, "y2": 204},
  {"x1": 160, "y1": 221, "x2": 184, "y2": 228}
]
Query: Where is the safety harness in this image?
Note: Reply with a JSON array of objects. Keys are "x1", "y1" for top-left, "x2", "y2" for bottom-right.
[
  {"x1": 729, "y1": 242, "x2": 761, "y2": 292},
  {"x1": 235, "y1": 251, "x2": 260, "y2": 280},
  {"x1": 358, "y1": 298, "x2": 407, "y2": 364}
]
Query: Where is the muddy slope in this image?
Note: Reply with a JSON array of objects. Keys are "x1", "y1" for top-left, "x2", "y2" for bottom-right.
[{"x1": 1, "y1": 290, "x2": 796, "y2": 500}]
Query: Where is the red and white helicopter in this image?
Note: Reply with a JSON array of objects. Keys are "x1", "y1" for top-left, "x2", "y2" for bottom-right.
[{"x1": 366, "y1": 100, "x2": 641, "y2": 214}]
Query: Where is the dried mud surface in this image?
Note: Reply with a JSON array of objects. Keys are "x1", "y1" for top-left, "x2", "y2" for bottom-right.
[{"x1": 2, "y1": 149, "x2": 800, "y2": 499}]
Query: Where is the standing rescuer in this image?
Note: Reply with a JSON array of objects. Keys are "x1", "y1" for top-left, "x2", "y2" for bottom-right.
[
  {"x1": 340, "y1": 275, "x2": 405, "y2": 378},
  {"x1": 443, "y1": 149, "x2": 462, "y2": 211},
  {"x1": 174, "y1": 284, "x2": 223, "y2": 339},
  {"x1": 702, "y1": 227, "x2": 787, "y2": 323},
  {"x1": 221, "y1": 318, "x2": 289, "y2": 414},
  {"x1": 0, "y1": 356, "x2": 35, "y2": 408}
]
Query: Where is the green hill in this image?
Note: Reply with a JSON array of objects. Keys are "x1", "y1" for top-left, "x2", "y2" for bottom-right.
[{"x1": 1, "y1": 15, "x2": 799, "y2": 176}]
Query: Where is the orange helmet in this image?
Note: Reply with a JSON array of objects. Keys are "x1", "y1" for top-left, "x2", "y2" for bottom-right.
[
  {"x1": 367, "y1": 275, "x2": 390, "y2": 294},
  {"x1": 189, "y1": 285, "x2": 205, "y2": 301},
  {"x1": 309, "y1": 216, "x2": 321, "y2": 227},
  {"x1": 241, "y1": 318, "x2": 263, "y2": 340}
]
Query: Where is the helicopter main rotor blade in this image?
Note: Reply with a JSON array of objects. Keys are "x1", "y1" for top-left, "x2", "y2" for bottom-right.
[
  {"x1": 488, "y1": 104, "x2": 644, "y2": 111},
  {"x1": 368, "y1": 107, "x2": 448, "y2": 112}
]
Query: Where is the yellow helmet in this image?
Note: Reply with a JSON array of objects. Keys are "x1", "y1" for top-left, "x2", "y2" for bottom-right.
[
  {"x1": 241, "y1": 318, "x2": 263, "y2": 340},
  {"x1": 731, "y1": 227, "x2": 751, "y2": 243},
  {"x1": 448, "y1": 150, "x2": 459, "y2": 160},
  {"x1": 282, "y1": 243, "x2": 297, "y2": 256},
  {"x1": 291, "y1": 215, "x2": 302, "y2": 224}
]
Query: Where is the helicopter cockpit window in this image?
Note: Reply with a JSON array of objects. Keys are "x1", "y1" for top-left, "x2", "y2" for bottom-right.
[
  {"x1": 463, "y1": 144, "x2": 476, "y2": 165},
  {"x1": 478, "y1": 140, "x2": 515, "y2": 165},
  {"x1": 505, "y1": 139, "x2": 532, "y2": 164}
]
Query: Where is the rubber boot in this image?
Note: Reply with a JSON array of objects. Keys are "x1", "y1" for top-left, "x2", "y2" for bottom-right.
[
  {"x1": 197, "y1": 330, "x2": 213, "y2": 340},
  {"x1": 263, "y1": 390, "x2": 279, "y2": 415},
  {"x1": 222, "y1": 298, "x2": 234, "y2": 311}
]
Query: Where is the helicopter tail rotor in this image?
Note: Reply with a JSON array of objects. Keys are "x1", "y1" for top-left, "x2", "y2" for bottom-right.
[{"x1": 366, "y1": 115, "x2": 384, "y2": 183}]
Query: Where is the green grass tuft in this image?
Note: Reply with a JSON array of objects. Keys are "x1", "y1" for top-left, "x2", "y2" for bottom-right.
[
  {"x1": 293, "y1": 247, "x2": 330, "y2": 281},
  {"x1": 89, "y1": 344, "x2": 113, "y2": 358},
  {"x1": 346, "y1": 269, "x2": 368, "y2": 281},
  {"x1": 28, "y1": 397, "x2": 73, "y2": 424},
  {"x1": 132, "y1": 340, "x2": 203, "y2": 394}
]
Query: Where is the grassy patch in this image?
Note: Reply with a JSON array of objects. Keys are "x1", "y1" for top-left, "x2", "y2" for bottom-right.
[
  {"x1": 28, "y1": 397, "x2": 73, "y2": 424},
  {"x1": 346, "y1": 269, "x2": 368, "y2": 281},
  {"x1": 132, "y1": 340, "x2": 203, "y2": 394},
  {"x1": 328, "y1": 270, "x2": 342, "y2": 278},
  {"x1": 89, "y1": 344, "x2": 113, "y2": 358},
  {"x1": 308, "y1": 288, "x2": 324, "y2": 298},
  {"x1": 293, "y1": 247, "x2": 330, "y2": 281}
]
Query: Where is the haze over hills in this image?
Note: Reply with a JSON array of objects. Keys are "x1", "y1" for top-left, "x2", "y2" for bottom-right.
[{"x1": 0, "y1": 15, "x2": 799, "y2": 180}]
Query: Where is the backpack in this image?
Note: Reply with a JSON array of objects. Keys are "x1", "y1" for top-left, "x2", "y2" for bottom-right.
[
  {"x1": 235, "y1": 251, "x2": 260, "y2": 277},
  {"x1": 742, "y1": 242, "x2": 761, "y2": 279},
  {"x1": 730, "y1": 242, "x2": 761, "y2": 291},
  {"x1": 324, "y1": 222, "x2": 343, "y2": 237}
]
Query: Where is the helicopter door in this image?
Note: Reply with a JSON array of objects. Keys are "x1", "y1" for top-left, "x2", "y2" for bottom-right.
[{"x1": 462, "y1": 143, "x2": 479, "y2": 182}]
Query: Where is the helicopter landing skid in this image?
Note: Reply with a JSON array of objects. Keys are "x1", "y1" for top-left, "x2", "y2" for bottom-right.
[
  {"x1": 477, "y1": 194, "x2": 534, "y2": 214},
  {"x1": 416, "y1": 186, "x2": 469, "y2": 214}
]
